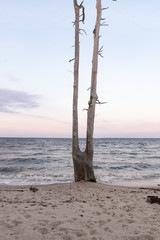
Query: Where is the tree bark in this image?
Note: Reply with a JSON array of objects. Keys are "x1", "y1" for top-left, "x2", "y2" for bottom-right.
[
  {"x1": 72, "y1": 0, "x2": 80, "y2": 156},
  {"x1": 72, "y1": 0, "x2": 102, "y2": 182},
  {"x1": 86, "y1": 0, "x2": 102, "y2": 160}
]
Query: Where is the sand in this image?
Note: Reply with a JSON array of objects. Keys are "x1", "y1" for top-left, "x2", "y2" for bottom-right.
[{"x1": 0, "y1": 181, "x2": 160, "y2": 240}]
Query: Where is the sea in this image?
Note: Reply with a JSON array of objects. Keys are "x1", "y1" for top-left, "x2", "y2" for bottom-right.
[{"x1": 0, "y1": 138, "x2": 160, "y2": 186}]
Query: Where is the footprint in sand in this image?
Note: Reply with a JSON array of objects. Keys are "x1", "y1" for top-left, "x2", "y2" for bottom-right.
[
  {"x1": 24, "y1": 214, "x2": 31, "y2": 219},
  {"x1": 37, "y1": 227, "x2": 48, "y2": 234}
]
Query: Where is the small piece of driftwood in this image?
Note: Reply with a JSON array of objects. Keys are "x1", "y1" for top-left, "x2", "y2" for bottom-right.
[
  {"x1": 147, "y1": 196, "x2": 160, "y2": 204},
  {"x1": 30, "y1": 186, "x2": 38, "y2": 192}
]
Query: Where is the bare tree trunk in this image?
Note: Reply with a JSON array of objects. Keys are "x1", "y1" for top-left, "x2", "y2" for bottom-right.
[
  {"x1": 72, "y1": 0, "x2": 80, "y2": 156},
  {"x1": 86, "y1": 0, "x2": 102, "y2": 165},
  {"x1": 72, "y1": 0, "x2": 102, "y2": 182},
  {"x1": 72, "y1": 0, "x2": 82, "y2": 181}
]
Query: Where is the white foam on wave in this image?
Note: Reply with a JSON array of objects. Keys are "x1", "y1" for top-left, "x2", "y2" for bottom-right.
[{"x1": 0, "y1": 172, "x2": 74, "y2": 185}]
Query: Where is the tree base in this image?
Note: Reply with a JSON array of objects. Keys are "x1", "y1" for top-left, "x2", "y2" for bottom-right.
[{"x1": 73, "y1": 151, "x2": 96, "y2": 182}]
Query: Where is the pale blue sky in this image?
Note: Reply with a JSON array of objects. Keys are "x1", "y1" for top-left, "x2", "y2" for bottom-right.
[{"x1": 0, "y1": 0, "x2": 160, "y2": 138}]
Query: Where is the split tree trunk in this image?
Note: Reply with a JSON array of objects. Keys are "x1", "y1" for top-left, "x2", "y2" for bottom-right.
[{"x1": 72, "y1": 0, "x2": 102, "y2": 182}]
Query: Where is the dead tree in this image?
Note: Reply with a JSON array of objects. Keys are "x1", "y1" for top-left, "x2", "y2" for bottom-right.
[{"x1": 72, "y1": 0, "x2": 102, "y2": 182}]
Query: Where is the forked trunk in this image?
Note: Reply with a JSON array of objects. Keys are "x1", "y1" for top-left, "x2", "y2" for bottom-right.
[
  {"x1": 73, "y1": 149, "x2": 96, "y2": 182},
  {"x1": 72, "y1": 0, "x2": 102, "y2": 182}
]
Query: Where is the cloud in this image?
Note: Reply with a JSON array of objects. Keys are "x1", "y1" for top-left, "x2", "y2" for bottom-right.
[
  {"x1": 0, "y1": 88, "x2": 41, "y2": 113},
  {"x1": 6, "y1": 71, "x2": 20, "y2": 82}
]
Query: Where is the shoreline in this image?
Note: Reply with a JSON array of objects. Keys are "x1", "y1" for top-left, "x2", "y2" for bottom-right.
[
  {"x1": 1, "y1": 182, "x2": 160, "y2": 240},
  {"x1": 1, "y1": 177, "x2": 160, "y2": 189},
  {"x1": 109, "y1": 178, "x2": 160, "y2": 189}
]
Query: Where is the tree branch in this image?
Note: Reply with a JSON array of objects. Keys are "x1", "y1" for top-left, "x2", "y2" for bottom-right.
[
  {"x1": 79, "y1": 29, "x2": 87, "y2": 35},
  {"x1": 79, "y1": 1, "x2": 85, "y2": 23},
  {"x1": 69, "y1": 58, "x2": 75, "y2": 63},
  {"x1": 98, "y1": 46, "x2": 104, "y2": 58},
  {"x1": 102, "y1": 7, "x2": 109, "y2": 11},
  {"x1": 96, "y1": 99, "x2": 107, "y2": 104},
  {"x1": 100, "y1": 22, "x2": 108, "y2": 27}
]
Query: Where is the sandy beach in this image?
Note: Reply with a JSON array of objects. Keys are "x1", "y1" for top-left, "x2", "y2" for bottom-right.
[{"x1": 0, "y1": 182, "x2": 160, "y2": 240}]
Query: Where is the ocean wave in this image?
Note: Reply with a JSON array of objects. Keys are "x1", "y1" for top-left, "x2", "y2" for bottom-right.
[
  {"x1": 0, "y1": 166, "x2": 24, "y2": 173},
  {"x1": 0, "y1": 138, "x2": 160, "y2": 185}
]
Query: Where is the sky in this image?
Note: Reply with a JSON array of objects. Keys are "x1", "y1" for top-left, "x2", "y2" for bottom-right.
[{"x1": 0, "y1": 0, "x2": 160, "y2": 138}]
